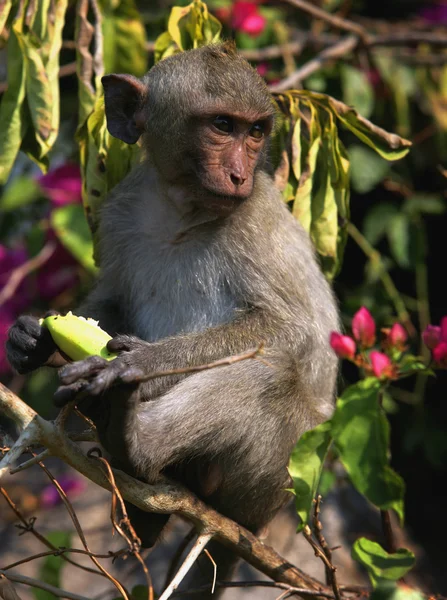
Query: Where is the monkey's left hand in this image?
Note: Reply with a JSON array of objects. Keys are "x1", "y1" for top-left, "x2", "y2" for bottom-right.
[{"x1": 54, "y1": 335, "x2": 148, "y2": 405}]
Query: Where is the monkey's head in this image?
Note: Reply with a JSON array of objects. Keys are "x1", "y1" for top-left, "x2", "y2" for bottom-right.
[{"x1": 102, "y1": 42, "x2": 276, "y2": 214}]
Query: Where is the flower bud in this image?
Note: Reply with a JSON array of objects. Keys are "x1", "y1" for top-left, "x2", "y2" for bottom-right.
[
  {"x1": 441, "y1": 316, "x2": 447, "y2": 343},
  {"x1": 388, "y1": 323, "x2": 407, "y2": 350},
  {"x1": 422, "y1": 325, "x2": 441, "y2": 350},
  {"x1": 330, "y1": 332, "x2": 356, "y2": 360},
  {"x1": 352, "y1": 307, "x2": 376, "y2": 348},
  {"x1": 433, "y1": 342, "x2": 447, "y2": 369},
  {"x1": 370, "y1": 351, "x2": 393, "y2": 378}
]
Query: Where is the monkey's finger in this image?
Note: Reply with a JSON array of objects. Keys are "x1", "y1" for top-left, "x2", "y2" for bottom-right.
[
  {"x1": 107, "y1": 336, "x2": 134, "y2": 353},
  {"x1": 54, "y1": 380, "x2": 89, "y2": 406},
  {"x1": 84, "y1": 364, "x2": 121, "y2": 396},
  {"x1": 119, "y1": 367, "x2": 145, "y2": 384},
  {"x1": 59, "y1": 355, "x2": 108, "y2": 384}
]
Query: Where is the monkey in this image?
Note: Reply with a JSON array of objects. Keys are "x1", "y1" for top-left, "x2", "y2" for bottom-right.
[{"x1": 6, "y1": 42, "x2": 339, "y2": 597}]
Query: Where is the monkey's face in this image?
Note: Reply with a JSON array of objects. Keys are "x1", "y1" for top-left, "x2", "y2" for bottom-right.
[{"x1": 190, "y1": 113, "x2": 273, "y2": 209}]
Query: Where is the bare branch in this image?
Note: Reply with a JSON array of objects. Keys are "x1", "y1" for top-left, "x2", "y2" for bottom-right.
[
  {"x1": 159, "y1": 533, "x2": 214, "y2": 600},
  {"x1": 0, "y1": 382, "x2": 328, "y2": 595},
  {"x1": 0, "y1": 570, "x2": 91, "y2": 600}
]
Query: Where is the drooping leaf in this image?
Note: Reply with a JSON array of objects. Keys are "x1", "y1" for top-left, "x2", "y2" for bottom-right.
[
  {"x1": 288, "y1": 421, "x2": 332, "y2": 531},
  {"x1": 51, "y1": 204, "x2": 97, "y2": 273},
  {"x1": 403, "y1": 194, "x2": 446, "y2": 216},
  {"x1": 348, "y1": 145, "x2": 390, "y2": 194},
  {"x1": 0, "y1": 9, "x2": 28, "y2": 184},
  {"x1": 331, "y1": 379, "x2": 405, "y2": 523},
  {"x1": 352, "y1": 538, "x2": 415, "y2": 588},
  {"x1": 341, "y1": 64, "x2": 374, "y2": 119},
  {"x1": 154, "y1": 0, "x2": 222, "y2": 63},
  {"x1": 101, "y1": 0, "x2": 148, "y2": 77},
  {"x1": 34, "y1": 531, "x2": 71, "y2": 600}
]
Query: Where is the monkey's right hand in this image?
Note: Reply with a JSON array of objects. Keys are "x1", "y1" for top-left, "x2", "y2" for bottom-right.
[{"x1": 6, "y1": 314, "x2": 69, "y2": 374}]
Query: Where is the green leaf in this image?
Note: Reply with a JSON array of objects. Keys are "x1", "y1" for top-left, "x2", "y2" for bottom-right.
[
  {"x1": 288, "y1": 421, "x2": 332, "y2": 531},
  {"x1": 387, "y1": 214, "x2": 410, "y2": 268},
  {"x1": 34, "y1": 531, "x2": 71, "y2": 600},
  {"x1": 0, "y1": 13, "x2": 28, "y2": 184},
  {"x1": 403, "y1": 194, "x2": 446, "y2": 216},
  {"x1": 331, "y1": 379, "x2": 405, "y2": 523},
  {"x1": 341, "y1": 65, "x2": 374, "y2": 119},
  {"x1": 363, "y1": 203, "x2": 399, "y2": 246},
  {"x1": 398, "y1": 355, "x2": 433, "y2": 378},
  {"x1": 370, "y1": 582, "x2": 425, "y2": 600},
  {"x1": 349, "y1": 145, "x2": 390, "y2": 194},
  {"x1": 51, "y1": 204, "x2": 97, "y2": 273},
  {"x1": 101, "y1": 0, "x2": 148, "y2": 77},
  {"x1": 0, "y1": 176, "x2": 41, "y2": 211},
  {"x1": 352, "y1": 538, "x2": 415, "y2": 587}
]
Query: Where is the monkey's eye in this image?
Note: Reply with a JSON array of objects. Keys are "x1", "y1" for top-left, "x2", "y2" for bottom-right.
[
  {"x1": 213, "y1": 116, "x2": 234, "y2": 133},
  {"x1": 249, "y1": 122, "x2": 265, "y2": 140}
]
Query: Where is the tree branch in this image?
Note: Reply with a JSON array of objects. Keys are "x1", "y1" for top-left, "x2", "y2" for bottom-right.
[{"x1": 0, "y1": 382, "x2": 329, "y2": 596}]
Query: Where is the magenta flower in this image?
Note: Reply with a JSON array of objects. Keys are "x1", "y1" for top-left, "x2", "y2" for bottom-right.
[
  {"x1": 232, "y1": 1, "x2": 267, "y2": 36},
  {"x1": 441, "y1": 316, "x2": 447, "y2": 342},
  {"x1": 0, "y1": 309, "x2": 14, "y2": 374},
  {"x1": 420, "y1": 2, "x2": 447, "y2": 24},
  {"x1": 36, "y1": 232, "x2": 79, "y2": 301},
  {"x1": 433, "y1": 342, "x2": 447, "y2": 369},
  {"x1": 422, "y1": 324, "x2": 441, "y2": 350},
  {"x1": 40, "y1": 474, "x2": 87, "y2": 508},
  {"x1": 330, "y1": 332, "x2": 356, "y2": 360},
  {"x1": 388, "y1": 323, "x2": 408, "y2": 350},
  {"x1": 38, "y1": 163, "x2": 82, "y2": 207},
  {"x1": 370, "y1": 351, "x2": 393, "y2": 378},
  {"x1": 352, "y1": 307, "x2": 376, "y2": 348},
  {"x1": 256, "y1": 62, "x2": 269, "y2": 77}
]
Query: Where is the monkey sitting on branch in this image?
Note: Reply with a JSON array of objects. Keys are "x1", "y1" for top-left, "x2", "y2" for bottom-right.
[{"x1": 7, "y1": 41, "x2": 339, "y2": 597}]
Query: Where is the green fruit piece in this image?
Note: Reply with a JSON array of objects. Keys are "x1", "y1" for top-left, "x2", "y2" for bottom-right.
[{"x1": 40, "y1": 311, "x2": 117, "y2": 362}]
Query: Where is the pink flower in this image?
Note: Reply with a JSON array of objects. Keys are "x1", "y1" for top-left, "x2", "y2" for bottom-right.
[
  {"x1": 387, "y1": 323, "x2": 408, "y2": 350},
  {"x1": 36, "y1": 232, "x2": 79, "y2": 301},
  {"x1": 422, "y1": 324, "x2": 441, "y2": 350},
  {"x1": 256, "y1": 62, "x2": 269, "y2": 77},
  {"x1": 433, "y1": 342, "x2": 447, "y2": 369},
  {"x1": 39, "y1": 163, "x2": 82, "y2": 207},
  {"x1": 441, "y1": 316, "x2": 447, "y2": 342},
  {"x1": 330, "y1": 332, "x2": 356, "y2": 360},
  {"x1": 352, "y1": 307, "x2": 376, "y2": 348},
  {"x1": 232, "y1": 1, "x2": 266, "y2": 36},
  {"x1": 0, "y1": 309, "x2": 14, "y2": 374},
  {"x1": 370, "y1": 351, "x2": 394, "y2": 378},
  {"x1": 40, "y1": 474, "x2": 87, "y2": 508},
  {"x1": 420, "y1": 2, "x2": 447, "y2": 24}
]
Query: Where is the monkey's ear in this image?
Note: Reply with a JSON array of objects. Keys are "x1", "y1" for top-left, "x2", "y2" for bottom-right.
[{"x1": 102, "y1": 74, "x2": 147, "y2": 144}]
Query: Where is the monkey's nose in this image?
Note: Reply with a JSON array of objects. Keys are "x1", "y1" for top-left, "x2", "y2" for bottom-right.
[{"x1": 230, "y1": 173, "x2": 247, "y2": 186}]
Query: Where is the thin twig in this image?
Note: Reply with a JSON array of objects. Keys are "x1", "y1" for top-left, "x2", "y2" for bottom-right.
[
  {"x1": 269, "y1": 35, "x2": 358, "y2": 92},
  {"x1": 280, "y1": 0, "x2": 369, "y2": 42},
  {"x1": 172, "y1": 581, "x2": 337, "y2": 598},
  {"x1": 0, "y1": 570, "x2": 90, "y2": 600},
  {"x1": 0, "y1": 488, "x2": 107, "y2": 577},
  {"x1": 2, "y1": 548, "x2": 121, "y2": 571},
  {"x1": 36, "y1": 459, "x2": 132, "y2": 600},
  {"x1": 159, "y1": 532, "x2": 214, "y2": 600},
  {"x1": 134, "y1": 343, "x2": 265, "y2": 383},
  {"x1": 92, "y1": 453, "x2": 154, "y2": 600},
  {"x1": 0, "y1": 242, "x2": 56, "y2": 308},
  {"x1": 203, "y1": 549, "x2": 217, "y2": 594},
  {"x1": 312, "y1": 497, "x2": 342, "y2": 600},
  {"x1": 9, "y1": 449, "x2": 50, "y2": 474}
]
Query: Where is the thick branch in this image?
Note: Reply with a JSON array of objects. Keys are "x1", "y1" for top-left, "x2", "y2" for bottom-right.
[{"x1": 0, "y1": 383, "x2": 328, "y2": 595}]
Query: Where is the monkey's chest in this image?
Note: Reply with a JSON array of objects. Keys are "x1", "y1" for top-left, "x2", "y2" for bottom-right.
[{"x1": 124, "y1": 244, "x2": 239, "y2": 342}]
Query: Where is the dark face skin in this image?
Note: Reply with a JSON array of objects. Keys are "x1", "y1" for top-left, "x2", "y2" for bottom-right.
[{"x1": 189, "y1": 111, "x2": 273, "y2": 214}]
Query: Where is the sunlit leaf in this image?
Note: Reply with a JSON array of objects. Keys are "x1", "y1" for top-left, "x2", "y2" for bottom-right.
[
  {"x1": 51, "y1": 204, "x2": 97, "y2": 273},
  {"x1": 289, "y1": 421, "x2": 332, "y2": 531},
  {"x1": 352, "y1": 538, "x2": 415, "y2": 588},
  {"x1": 101, "y1": 0, "x2": 148, "y2": 77},
  {"x1": 331, "y1": 379, "x2": 405, "y2": 523}
]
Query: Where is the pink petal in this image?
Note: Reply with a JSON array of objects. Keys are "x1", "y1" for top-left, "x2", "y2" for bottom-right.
[
  {"x1": 352, "y1": 307, "x2": 376, "y2": 348},
  {"x1": 330, "y1": 332, "x2": 356, "y2": 360},
  {"x1": 370, "y1": 351, "x2": 392, "y2": 378}
]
